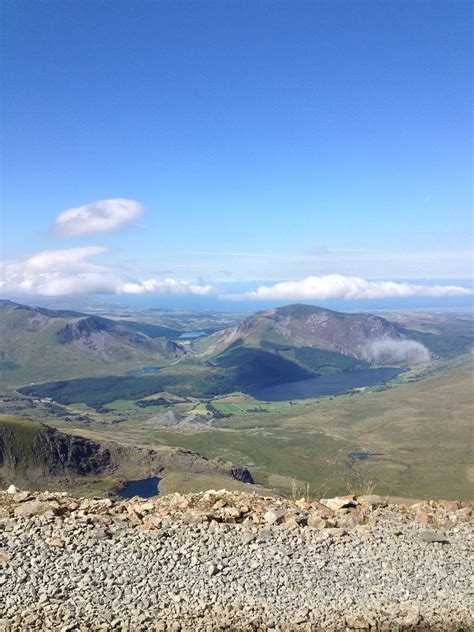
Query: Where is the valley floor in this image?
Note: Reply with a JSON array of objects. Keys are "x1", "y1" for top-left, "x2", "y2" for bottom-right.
[
  {"x1": 1, "y1": 355, "x2": 473, "y2": 501},
  {"x1": 1, "y1": 489, "x2": 472, "y2": 631}
]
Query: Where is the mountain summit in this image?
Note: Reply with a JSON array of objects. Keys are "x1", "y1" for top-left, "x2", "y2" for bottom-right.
[{"x1": 198, "y1": 303, "x2": 401, "y2": 363}]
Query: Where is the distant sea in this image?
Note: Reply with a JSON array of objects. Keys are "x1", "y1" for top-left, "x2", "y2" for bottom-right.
[{"x1": 4, "y1": 278, "x2": 473, "y2": 313}]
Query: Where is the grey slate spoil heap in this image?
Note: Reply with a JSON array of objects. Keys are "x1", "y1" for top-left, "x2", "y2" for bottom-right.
[{"x1": 1, "y1": 487, "x2": 472, "y2": 631}]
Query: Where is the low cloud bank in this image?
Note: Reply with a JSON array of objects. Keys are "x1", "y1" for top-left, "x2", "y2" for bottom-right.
[
  {"x1": 361, "y1": 338, "x2": 430, "y2": 365},
  {"x1": 2, "y1": 249, "x2": 471, "y2": 301},
  {"x1": 52, "y1": 199, "x2": 144, "y2": 236},
  {"x1": 236, "y1": 274, "x2": 472, "y2": 300},
  {"x1": 0, "y1": 247, "x2": 215, "y2": 297},
  {"x1": 119, "y1": 279, "x2": 215, "y2": 296}
]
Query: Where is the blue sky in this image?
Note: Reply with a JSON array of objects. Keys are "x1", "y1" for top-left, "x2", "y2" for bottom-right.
[{"x1": 1, "y1": 0, "x2": 472, "y2": 306}]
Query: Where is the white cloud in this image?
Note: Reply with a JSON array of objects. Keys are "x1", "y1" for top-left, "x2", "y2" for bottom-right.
[
  {"x1": 0, "y1": 247, "x2": 215, "y2": 297},
  {"x1": 361, "y1": 338, "x2": 430, "y2": 365},
  {"x1": 233, "y1": 274, "x2": 472, "y2": 301},
  {"x1": 19, "y1": 246, "x2": 108, "y2": 272},
  {"x1": 52, "y1": 199, "x2": 144, "y2": 236},
  {"x1": 118, "y1": 279, "x2": 216, "y2": 296}
]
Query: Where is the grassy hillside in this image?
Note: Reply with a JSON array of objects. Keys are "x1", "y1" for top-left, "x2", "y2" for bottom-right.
[
  {"x1": 260, "y1": 340, "x2": 369, "y2": 374},
  {"x1": 0, "y1": 415, "x2": 46, "y2": 456},
  {"x1": 213, "y1": 345, "x2": 313, "y2": 385}
]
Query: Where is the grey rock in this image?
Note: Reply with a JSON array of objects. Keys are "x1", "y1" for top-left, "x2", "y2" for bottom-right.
[
  {"x1": 419, "y1": 530, "x2": 450, "y2": 543},
  {"x1": 241, "y1": 531, "x2": 256, "y2": 545},
  {"x1": 263, "y1": 509, "x2": 286, "y2": 525}
]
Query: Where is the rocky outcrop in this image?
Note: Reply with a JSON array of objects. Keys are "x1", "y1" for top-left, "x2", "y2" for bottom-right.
[
  {"x1": 56, "y1": 316, "x2": 110, "y2": 343},
  {"x1": 227, "y1": 465, "x2": 254, "y2": 484},
  {"x1": 152, "y1": 448, "x2": 254, "y2": 485},
  {"x1": 150, "y1": 410, "x2": 217, "y2": 430},
  {"x1": 0, "y1": 418, "x2": 112, "y2": 481},
  {"x1": 56, "y1": 316, "x2": 186, "y2": 359}
]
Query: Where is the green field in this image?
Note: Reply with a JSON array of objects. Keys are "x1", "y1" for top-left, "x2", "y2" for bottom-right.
[{"x1": 212, "y1": 401, "x2": 292, "y2": 414}]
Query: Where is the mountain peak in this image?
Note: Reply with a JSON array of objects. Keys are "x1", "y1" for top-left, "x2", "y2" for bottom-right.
[{"x1": 266, "y1": 303, "x2": 343, "y2": 319}]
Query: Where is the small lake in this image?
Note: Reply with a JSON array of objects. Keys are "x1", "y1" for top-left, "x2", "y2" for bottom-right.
[
  {"x1": 179, "y1": 331, "x2": 207, "y2": 339},
  {"x1": 248, "y1": 367, "x2": 402, "y2": 402},
  {"x1": 349, "y1": 451, "x2": 384, "y2": 463},
  {"x1": 117, "y1": 477, "x2": 161, "y2": 499},
  {"x1": 125, "y1": 367, "x2": 162, "y2": 377}
]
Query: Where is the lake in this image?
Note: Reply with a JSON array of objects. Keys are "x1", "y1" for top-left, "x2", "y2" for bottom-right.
[
  {"x1": 178, "y1": 331, "x2": 207, "y2": 339},
  {"x1": 248, "y1": 367, "x2": 402, "y2": 402},
  {"x1": 117, "y1": 476, "x2": 161, "y2": 499},
  {"x1": 125, "y1": 367, "x2": 162, "y2": 377}
]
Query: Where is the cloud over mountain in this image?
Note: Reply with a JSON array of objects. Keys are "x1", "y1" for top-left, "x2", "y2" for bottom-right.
[
  {"x1": 236, "y1": 274, "x2": 472, "y2": 301},
  {"x1": 0, "y1": 247, "x2": 215, "y2": 297},
  {"x1": 52, "y1": 199, "x2": 144, "y2": 236},
  {"x1": 361, "y1": 338, "x2": 430, "y2": 365}
]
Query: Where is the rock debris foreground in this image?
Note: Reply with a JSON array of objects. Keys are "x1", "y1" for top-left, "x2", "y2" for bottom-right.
[{"x1": 0, "y1": 487, "x2": 472, "y2": 631}]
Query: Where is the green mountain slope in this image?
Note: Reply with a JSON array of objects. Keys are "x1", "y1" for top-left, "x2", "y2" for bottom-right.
[
  {"x1": 0, "y1": 301, "x2": 186, "y2": 385},
  {"x1": 212, "y1": 345, "x2": 313, "y2": 386}
]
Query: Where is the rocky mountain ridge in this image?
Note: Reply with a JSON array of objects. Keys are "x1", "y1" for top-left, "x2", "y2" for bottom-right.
[{"x1": 199, "y1": 304, "x2": 403, "y2": 360}]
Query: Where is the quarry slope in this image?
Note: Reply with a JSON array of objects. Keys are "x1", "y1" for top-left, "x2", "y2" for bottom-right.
[{"x1": 1, "y1": 488, "x2": 472, "y2": 631}]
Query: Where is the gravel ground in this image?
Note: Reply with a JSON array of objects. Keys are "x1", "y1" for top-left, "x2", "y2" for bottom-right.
[{"x1": 0, "y1": 490, "x2": 472, "y2": 631}]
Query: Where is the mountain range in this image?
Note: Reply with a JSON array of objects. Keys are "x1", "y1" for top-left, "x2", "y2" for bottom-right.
[{"x1": 2, "y1": 300, "x2": 473, "y2": 407}]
